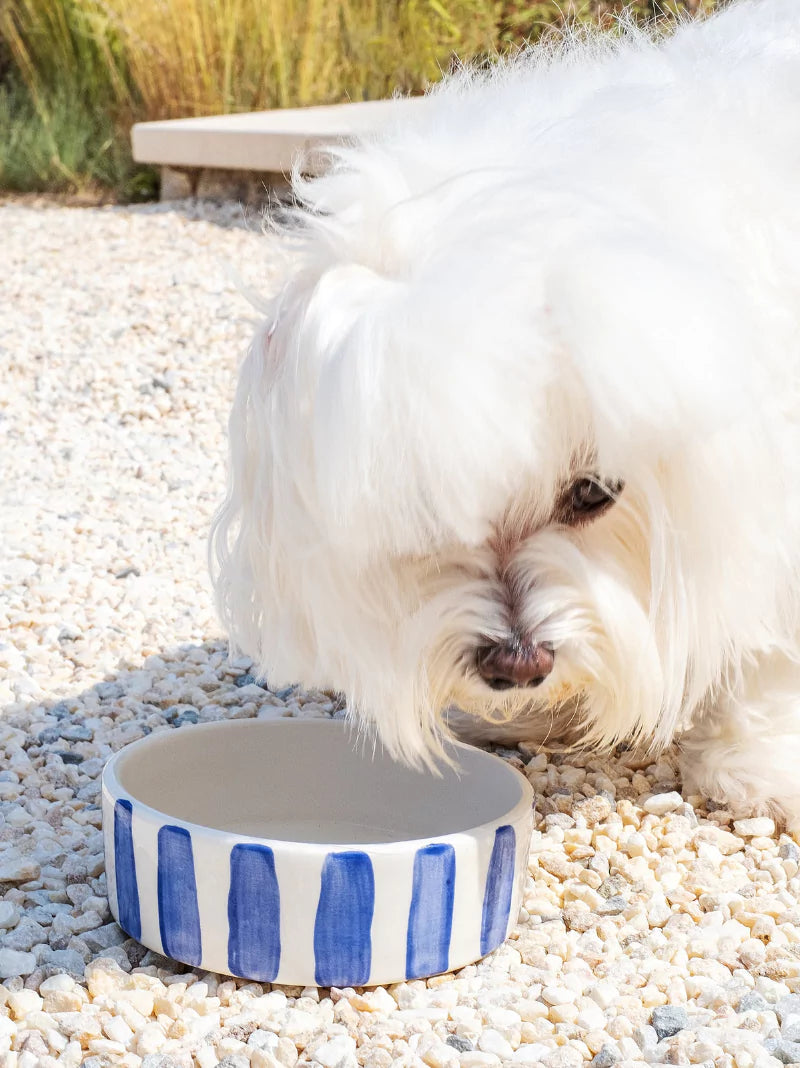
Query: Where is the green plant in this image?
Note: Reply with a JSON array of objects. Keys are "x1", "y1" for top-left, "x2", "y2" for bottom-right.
[{"x1": 0, "y1": 79, "x2": 149, "y2": 195}]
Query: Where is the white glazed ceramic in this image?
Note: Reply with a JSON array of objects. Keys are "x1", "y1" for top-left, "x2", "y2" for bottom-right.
[{"x1": 101, "y1": 719, "x2": 533, "y2": 987}]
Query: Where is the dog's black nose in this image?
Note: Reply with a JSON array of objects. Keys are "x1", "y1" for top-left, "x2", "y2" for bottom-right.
[{"x1": 476, "y1": 639, "x2": 554, "y2": 690}]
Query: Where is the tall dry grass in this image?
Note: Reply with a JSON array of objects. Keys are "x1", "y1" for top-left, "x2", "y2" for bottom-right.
[
  {"x1": 99, "y1": 0, "x2": 498, "y2": 119},
  {"x1": 0, "y1": 0, "x2": 129, "y2": 109}
]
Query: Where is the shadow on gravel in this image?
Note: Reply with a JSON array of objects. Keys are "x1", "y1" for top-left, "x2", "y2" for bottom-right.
[{"x1": 0, "y1": 638, "x2": 340, "y2": 994}]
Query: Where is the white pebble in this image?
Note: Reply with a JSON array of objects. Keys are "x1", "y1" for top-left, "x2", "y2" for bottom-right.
[
  {"x1": 478, "y1": 1029, "x2": 515, "y2": 1058},
  {"x1": 642, "y1": 792, "x2": 683, "y2": 816},
  {"x1": 734, "y1": 817, "x2": 776, "y2": 838},
  {"x1": 576, "y1": 1003, "x2": 607, "y2": 1030},
  {"x1": 0, "y1": 902, "x2": 20, "y2": 929},
  {"x1": 313, "y1": 1034, "x2": 357, "y2": 1067},
  {"x1": 588, "y1": 983, "x2": 618, "y2": 1010},
  {"x1": 7, "y1": 990, "x2": 43, "y2": 1019},
  {"x1": 512, "y1": 1045, "x2": 553, "y2": 1064},
  {"x1": 542, "y1": 986, "x2": 577, "y2": 1006},
  {"x1": 0, "y1": 949, "x2": 37, "y2": 977}
]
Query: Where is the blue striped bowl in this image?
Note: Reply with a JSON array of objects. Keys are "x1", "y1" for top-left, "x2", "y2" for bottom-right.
[{"x1": 102, "y1": 719, "x2": 533, "y2": 987}]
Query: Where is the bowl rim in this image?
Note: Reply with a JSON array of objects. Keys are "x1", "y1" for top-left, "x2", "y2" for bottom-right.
[{"x1": 101, "y1": 718, "x2": 534, "y2": 854}]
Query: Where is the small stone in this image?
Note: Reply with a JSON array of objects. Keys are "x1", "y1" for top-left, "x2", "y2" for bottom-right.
[
  {"x1": 588, "y1": 983, "x2": 618, "y2": 1010},
  {"x1": 598, "y1": 875, "x2": 626, "y2": 900},
  {"x1": 82, "y1": 923, "x2": 126, "y2": 952},
  {"x1": 780, "y1": 842, "x2": 800, "y2": 863},
  {"x1": 651, "y1": 1005, "x2": 688, "y2": 1040},
  {"x1": 5, "y1": 918, "x2": 46, "y2": 952},
  {"x1": 563, "y1": 905, "x2": 596, "y2": 933},
  {"x1": 55, "y1": 1011, "x2": 102, "y2": 1042},
  {"x1": 96, "y1": 682, "x2": 125, "y2": 700},
  {"x1": 85, "y1": 958, "x2": 130, "y2": 997},
  {"x1": 642, "y1": 791, "x2": 683, "y2": 816},
  {"x1": 135, "y1": 1022, "x2": 167, "y2": 1056},
  {"x1": 539, "y1": 853, "x2": 571, "y2": 879},
  {"x1": 234, "y1": 673, "x2": 256, "y2": 687},
  {"x1": 0, "y1": 949, "x2": 37, "y2": 977},
  {"x1": 97, "y1": 944, "x2": 132, "y2": 972},
  {"x1": 633, "y1": 1025, "x2": 658, "y2": 1051},
  {"x1": 105, "y1": 1016, "x2": 135, "y2": 1045},
  {"x1": 477, "y1": 1030, "x2": 514, "y2": 1059},
  {"x1": 0, "y1": 859, "x2": 41, "y2": 883},
  {"x1": 544, "y1": 813, "x2": 573, "y2": 830},
  {"x1": 543, "y1": 1049, "x2": 583, "y2": 1068},
  {"x1": 8, "y1": 989, "x2": 43, "y2": 1017},
  {"x1": 0, "y1": 901, "x2": 20, "y2": 929},
  {"x1": 590, "y1": 1047, "x2": 620, "y2": 1068},
  {"x1": 174, "y1": 710, "x2": 199, "y2": 726},
  {"x1": 58, "y1": 724, "x2": 93, "y2": 742},
  {"x1": 596, "y1": 895, "x2": 626, "y2": 916},
  {"x1": 542, "y1": 986, "x2": 576, "y2": 1006},
  {"x1": 312, "y1": 1035, "x2": 357, "y2": 1067},
  {"x1": 55, "y1": 751, "x2": 84, "y2": 765},
  {"x1": 39, "y1": 973, "x2": 78, "y2": 993},
  {"x1": 573, "y1": 796, "x2": 612, "y2": 824},
  {"x1": 782, "y1": 1015, "x2": 800, "y2": 1043},
  {"x1": 699, "y1": 826, "x2": 744, "y2": 855},
  {"x1": 248, "y1": 1031, "x2": 280, "y2": 1052},
  {"x1": 777, "y1": 995, "x2": 800, "y2": 1023},
  {"x1": 42, "y1": 989, "x2": 84, "y2": 1013},
  {"x1": 512, "y1": 1045, "x2": 553, "y2": 1065},
  {"x1": 576, "y1": 1003, "x2": 607, "y2": 1031},
  {"x1": 765, "y1": 1039, "x2": 800, "y2": 1065},
  {"x1": 141, "y1": 1057, "x2": 180, "y2": 1068},
  {"x1": 251, "y1": 1052, "x2": 284, "y2": 1068},
  {"x1": 281, "y1": 1007, "x2": 319, "y2": 1044},
  {"x1": 738, "y1": 992, "x2": 768, "y2": 1014},
  {"x1": 39, "y1": 948, "x2": 86, "y2": 978},
  {"x1": 446, "y1": 1035, "x2": 474, "y2": 1053},
  {"x1": 733, "y1": 817, "x2": 776, "y2": 837}
]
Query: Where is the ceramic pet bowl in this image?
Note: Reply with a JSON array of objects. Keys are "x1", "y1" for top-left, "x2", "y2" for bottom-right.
[{"x1": 101, "y1": 719, "x2": 533, "y2": 987}]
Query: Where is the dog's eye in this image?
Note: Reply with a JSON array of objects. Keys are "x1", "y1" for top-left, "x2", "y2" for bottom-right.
[{"x1": 566, "y1": 477, "x2": 623, "y2": 522}]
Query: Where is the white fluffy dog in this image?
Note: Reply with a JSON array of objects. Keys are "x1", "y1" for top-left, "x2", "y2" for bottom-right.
[{"x1": 212, "y1": 0, "x2": 800, "y2": 825}]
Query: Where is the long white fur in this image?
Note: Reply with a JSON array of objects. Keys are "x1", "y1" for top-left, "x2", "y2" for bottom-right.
[{"x1": 212, "y1": 0, "x2": 800, "y2": 823}]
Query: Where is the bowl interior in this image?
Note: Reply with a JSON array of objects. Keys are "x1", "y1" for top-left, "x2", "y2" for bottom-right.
[{"x1": 111, "y1": 719, "x2": 526, "y2": 844}]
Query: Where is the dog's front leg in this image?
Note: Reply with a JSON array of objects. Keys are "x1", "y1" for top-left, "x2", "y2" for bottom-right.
[{"x1": 679, "y1": 649, "x2": 800, "y2": 831}]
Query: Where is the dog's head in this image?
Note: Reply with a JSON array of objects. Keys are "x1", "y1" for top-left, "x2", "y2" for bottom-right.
[{"x1": 212, "y1": 87, "x2": 768, "y2": 765}]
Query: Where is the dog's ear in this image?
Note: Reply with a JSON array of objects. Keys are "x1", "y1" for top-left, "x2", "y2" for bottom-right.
[
  {"x1": 545, "y1": 231, "x2": 767, "y2": 473},
  {"x1": 296, "y1": 251, "x2": 550, "y2": 561}
]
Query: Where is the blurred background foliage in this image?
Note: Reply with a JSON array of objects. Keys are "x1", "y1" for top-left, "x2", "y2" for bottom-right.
[{"x1": 0, "y1": 0, "x2": 721, "y2": 199}]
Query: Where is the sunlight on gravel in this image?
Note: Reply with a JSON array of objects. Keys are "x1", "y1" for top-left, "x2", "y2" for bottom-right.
[{"x1": 1, "y1": 199, "x2": 799, "y2": 1068}]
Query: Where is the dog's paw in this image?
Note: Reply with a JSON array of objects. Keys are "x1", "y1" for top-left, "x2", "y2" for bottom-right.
[{"x1": 680, "y1": 727, "x2": 800, "y2": 834}]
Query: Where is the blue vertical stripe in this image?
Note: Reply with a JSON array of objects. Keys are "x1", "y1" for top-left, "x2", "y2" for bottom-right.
[
  {"x1": 227, "y1": 843, "x2": 281, "y2": 981},
  {"x1": 113, "y1": 800, "x2": 141, "y2": 941},
  {"x1": 314, "y1": 851, "x2": 374, "y2": 987},
  {"x1": 480, "y1": 825, "x2": 516, "y2": 956},
  {"x1": 158, "y1": 825, "x2": 202, "y2": 966},
  {"x1": 406, "y1": 843, "x2": 455, "y2": 979}
]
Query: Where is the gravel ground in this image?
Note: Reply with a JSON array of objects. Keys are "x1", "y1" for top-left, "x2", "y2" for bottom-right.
[{"x1": 2, "y1": 198, "x2": 800, "y2": 1068}]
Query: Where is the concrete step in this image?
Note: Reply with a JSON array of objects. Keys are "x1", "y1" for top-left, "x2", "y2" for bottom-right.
[{"x1": 131, "y1": 97, "x2": 425, "y2": 175}]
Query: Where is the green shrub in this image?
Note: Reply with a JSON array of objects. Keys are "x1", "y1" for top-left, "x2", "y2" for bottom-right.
[{"x1": 0, "y1": 80, "x2": 153, "y2": 197}]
